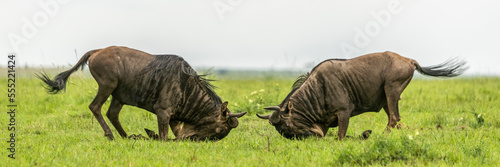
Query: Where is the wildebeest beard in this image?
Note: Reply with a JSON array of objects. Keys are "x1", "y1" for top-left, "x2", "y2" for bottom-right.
[{"x1": 169, "y1": 117, "x2": 234, "y2": 141}]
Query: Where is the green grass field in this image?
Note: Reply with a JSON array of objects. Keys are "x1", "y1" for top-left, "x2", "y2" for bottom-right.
[{"x1": 2, "y1": 69, "x2": 500, "y2": 166}]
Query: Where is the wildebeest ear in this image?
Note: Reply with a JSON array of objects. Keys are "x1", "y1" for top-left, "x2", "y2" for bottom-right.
[
  {"x1": 221, "y1": 101, "x2": 228, "y2": 111},
  {"x1": 220, "y1": 101, "x2": 229, "y2": 116}
]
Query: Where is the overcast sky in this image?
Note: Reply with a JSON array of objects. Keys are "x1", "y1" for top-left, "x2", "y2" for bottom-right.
[{"x1": 2, "y1": 0, "x2": 499, "y2": 75}]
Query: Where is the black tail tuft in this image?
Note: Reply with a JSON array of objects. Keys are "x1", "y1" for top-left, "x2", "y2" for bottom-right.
[
  {"x1": 416, "y1": 57, "x2": 468, "y2": 77},
  {"x1": 36, "y1": 70, "x2": 73, "y2": 94},
  {"x1": 37, "y1": 49, "x2": 100, "y2": 94}
]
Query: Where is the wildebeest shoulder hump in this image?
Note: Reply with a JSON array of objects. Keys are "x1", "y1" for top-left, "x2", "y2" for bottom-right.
[{"x1": 135, "y1": 54, "x2": 221, "y2": 104}]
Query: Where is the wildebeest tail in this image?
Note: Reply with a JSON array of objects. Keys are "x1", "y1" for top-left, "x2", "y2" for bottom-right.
[
  {"x1": 412, "y1": 57, "x2": 468, "y2": 77},
  {"x1": 37, "y1": 49, "x2": 101, "y2": 94}
]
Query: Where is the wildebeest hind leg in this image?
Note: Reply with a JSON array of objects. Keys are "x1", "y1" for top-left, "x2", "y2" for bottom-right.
[
  {"x1": 89, "y1": 85, "x2": 116, "y2": 140},
  {"x1": 106, "y1": 97, "x2": 127, "y2": 138},
  {"x1": 384, "y1": 86, "x2": 402, "y2": 129},
  {"x1": 383, "y1": 105, "x2": 394, "y2": 132}
]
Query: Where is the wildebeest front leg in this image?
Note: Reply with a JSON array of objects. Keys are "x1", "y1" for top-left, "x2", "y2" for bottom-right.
[
  {"x1": 336, "y1": 111, "x2": 351, "y2": 140},
  {"x1": 155, "y1": 107, "x2": 173, "y2": 141}
]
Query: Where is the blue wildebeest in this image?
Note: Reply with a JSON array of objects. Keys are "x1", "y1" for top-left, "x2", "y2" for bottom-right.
[
  {"x1": 257, "y1": 51, "x2": 466, "y2": 140},
  {"x1": 39, "y1": 46, "x2": 246, "y2": 141}
]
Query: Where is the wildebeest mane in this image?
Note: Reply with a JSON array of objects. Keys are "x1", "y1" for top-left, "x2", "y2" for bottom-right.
[
  {"x1": 292, "y1": 58, "x2": 348, "y2": 90},
  {"x1": 135, "y1": 55, "x2": 221, "y2": 106},
  {"x1": 279, "y1": 73, "x2": 309, "y2": 107},
  {"x1": 179, "y1": 60, "x2": 221, "y2": 104},
  {"x1": 282, "y1": 58, "x2": 348, "y2": 107},
  {"x1": 291, "y1": 72, "x2": 310, "y2": 90},
  {"x1": 310, "y1": 58, "x2": 347, "y2": 72}
]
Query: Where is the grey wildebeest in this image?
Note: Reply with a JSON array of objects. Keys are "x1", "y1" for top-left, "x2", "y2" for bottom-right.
[
  {"x1": 38, "y1": 46, "x2": 247, "y2": 141},
  {"x1": 257, "y1": 51, "x2": 466, "y2": 140}
]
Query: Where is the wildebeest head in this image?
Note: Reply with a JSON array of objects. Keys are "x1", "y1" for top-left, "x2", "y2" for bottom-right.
[
  {"x1": 257, "y1": 99, "x2": 325, "y2": 139},
  {"x1": 257, "y1": 72, "x2": 327, "y2": 139},
  {"x1": 171, "y1": 101, "x2": 246, "y2": 141}
]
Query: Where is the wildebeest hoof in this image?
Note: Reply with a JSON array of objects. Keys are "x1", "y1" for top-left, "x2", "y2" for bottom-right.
[
  {"x1": 128, "y1": 134, "x2": 149, "y2": 140},
  {"x1": 105, "y1": 133, "x2": 114, "y2": 140},
  {"x1": 360, "y1": 130, "x2": 372, "y2": 140},
  {"x1": 396, "y1": 123, "x2": 410, "y2": 129},
  {"x1": 144, "y1": 128, "x2": 159, "y2": 140}
]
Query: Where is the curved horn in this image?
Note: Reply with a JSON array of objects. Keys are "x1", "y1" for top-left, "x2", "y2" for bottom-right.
[
  {"x1": 262, "y1": 106, "x2": 281, "y2": 125},
  {"x1": 264, "y1": 106, "x2": 280, "y2": 111},
  {"x1": 256, "y1": 114, "x2": 270, "y2": 119},
  {"x1": 228, "y1": 117, "x2": 239, "y2": 128},
  {"x1": 269, "y1": 111, "x2": 280, "y2": 125},
  {"x1": 229, "y1": 112, "x2": 247, "y2": 118}
]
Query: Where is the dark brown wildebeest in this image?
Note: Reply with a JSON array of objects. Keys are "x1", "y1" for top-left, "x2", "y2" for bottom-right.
[
  {"x1": 38, "y1": 46, "x2": 246, "y2": 141},
  {"x1": 257, "y1": 51, "x2": 466, "y2": 140}
]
